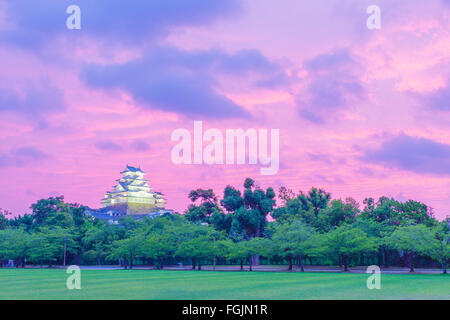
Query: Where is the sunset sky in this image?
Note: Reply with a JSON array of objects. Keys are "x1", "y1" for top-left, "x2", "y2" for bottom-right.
[{"x1": 0, "y1": 0, "x2": 449, "y2": 220}]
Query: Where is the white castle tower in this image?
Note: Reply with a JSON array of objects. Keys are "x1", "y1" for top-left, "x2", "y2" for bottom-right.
[{"x1": 101, "y1": 165, "x2": 166, "y2": 215}]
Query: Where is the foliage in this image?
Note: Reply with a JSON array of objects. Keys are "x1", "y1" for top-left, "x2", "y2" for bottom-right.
[
  {"x1": 271, "y1": 219, "x2": 314, "y2": 270},
  {"x1": 319, "y1": 224, "x2": 378, "y2": 271},
  {"x1": 0, "y1": 180, "x2": 445, "y2": 273},
  {"x1": 386, "y1": 224, "x2": 437, "y2": 272}
]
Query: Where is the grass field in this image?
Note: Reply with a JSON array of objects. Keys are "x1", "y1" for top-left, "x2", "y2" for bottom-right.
[{"x1": 0, "y1": 269, "x2": 448, "y2": 300}]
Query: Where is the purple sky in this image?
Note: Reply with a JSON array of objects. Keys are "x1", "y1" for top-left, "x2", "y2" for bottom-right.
[{"x1": 0, "y1": 0, "x2": 449, "y2": 220}]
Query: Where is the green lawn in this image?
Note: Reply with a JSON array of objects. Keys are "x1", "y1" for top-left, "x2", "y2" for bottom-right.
[{"x1": 0, "y1": 269, "x2": 448, "y2": 300}]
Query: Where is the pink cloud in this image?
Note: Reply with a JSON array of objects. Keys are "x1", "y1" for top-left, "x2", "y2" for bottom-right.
[{"x1": 0, "y1": 0, "x2": 449, "y2": 221}]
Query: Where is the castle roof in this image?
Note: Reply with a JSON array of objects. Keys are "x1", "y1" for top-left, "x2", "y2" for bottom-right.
[{"x1": 120, "y1": 165, "x2": 145, "y2": 174}]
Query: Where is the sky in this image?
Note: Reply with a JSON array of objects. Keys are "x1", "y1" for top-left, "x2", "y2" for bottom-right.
[{"x1": 0, "y1": 0, "x2": 449, "y2": 220}]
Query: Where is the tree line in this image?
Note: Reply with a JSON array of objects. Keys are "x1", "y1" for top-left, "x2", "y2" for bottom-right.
[{"x1": 0, "y1": 178, "x2": 448, "y2": 273}]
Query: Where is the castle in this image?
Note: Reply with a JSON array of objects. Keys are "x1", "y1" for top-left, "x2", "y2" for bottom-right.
[
  {"x1": 101, "y1": 165, "x2": 166, "y2": 214},
  {"x1": 86, "y1": 165, "x2": 172, "y2": 222}
]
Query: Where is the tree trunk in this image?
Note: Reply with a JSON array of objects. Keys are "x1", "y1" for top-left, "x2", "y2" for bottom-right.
[
  {"x1": 198, "y1": 262, "x2": 201, "y2": 270},
  {"x1": 342, "y1": 254, "x2": 348, "y2": 271},
  {"x1": 377, "y1": 249, "x2": 383, "y2": 267},
  {"x1": 383, "y1": 248, "x2": 389, "y2": 267},
  {"x1": 288, "y1": 257, "x2": 293, "y2": 270},
  {"x1": 240, "y1": 261, "x2": 244, "y2": 271},
  {"x1": 298, "y1": 256, "x2": 304, "y2": 272},
  {"x1": 129, "y1": 258, "x2": 133, "y2": 270},
  {"x1": 442, "y1": 263, "x2": 447, "y2": 274},
  {"x1": 248, "y1": 256, "x2": 253, "y2": 271},
  {"x1": 408, "y1": 253, "x2": 415, "y2": 272},
  {"x1": 192, "y1": 258, "x2": 196, "y2": 270}
]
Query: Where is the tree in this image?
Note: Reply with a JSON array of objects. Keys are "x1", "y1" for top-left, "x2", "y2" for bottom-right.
[
  {"x1": 271, "y1": 219, "x2": 314, "y2": 271},
  {"x1": 245, "y1": 238, "x2": 270, "y2": 271},
  {"x1": 142, "y1": 233, "x2": 175, "y2": 269},
  {"x1": 166, "y1": 220, "x2": 213, "y2": 269},
  {"x1": 28, "y1": 227, "x2": 78, "y2": 267},
  {"x1": 227, "y1": 178, "x2": 275, "y2": 239},
  {"x1": 301, "y1": 187, "x2": 331, "y2": 216},
  {"x1": 322, "y1": 225, "x2": 378, "y2": 271},
  {"x1": 430, "y1": 222, "x2": 449, "y2": 274},
  {"x1": 361, "y1": 197, "x2": 402, "y2": 225},
  {"x1": 7, "y1": 214, "x2": 34, "y2": 232},
  {"x1": 221, "y1": 186, "x2": 244, "y2": 213},
  {"x1": 400, "y1": 200, "x2": 436, "y2": 226},
  {"x1": 109, "y1": 235, "x2": 143, "y2": 269},
  {"x1": 30, "y1": 196, "x2": 86, "y2": 228},
  {"x1": 277, "y1": 186, "x2": 295, "y2": 205},
  {"x1": 175, "y1": 235, "x2": 214, "y2": 270},
  {"x1": 386, "y1": 224, "x2": 436, "y2": 272},
  {"x1": 271, "y1": 194, "x2": 306, "y2": 223},
  {"x1": 0, "y1": 228, "x2": 33, "y2": 267},
  {"x1": 185, "y1": 189, "x2": 219, "y2": 223},
  {"x1": 354, "y1": 217, "x2": 393, "y2": 267},
  {"x1": 361, "y1": 197, "x2": 437, "y2": 226},
  {"x1": 272, "y1": 187, "x2": 332, "y2": 229},
  {"x1": 213, "y1": 239, "x2": 233, "y2": 266},
  {"x1": 82, "y1": 226, "x2": 110, "y2": 265},
  {"x1": 223, "y1": 238, "x2": 270, "y2": 271},
  {"x1": 210, "y1": 210, "x2": 232, "y2": 233},
  {"x1": 319, "y1": 198, "x2": 359, "y2": 231},
  {"x1": 0, "y1": 209, "x2": 11, "y2": 230},
  {"x1": 226, "y1": 241, "x2": 248, "y2": 271}
]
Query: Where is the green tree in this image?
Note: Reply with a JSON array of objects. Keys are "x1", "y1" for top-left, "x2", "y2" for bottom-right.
[
  {"x1": 175, "y1": 235, "x2": 215, "y2": 270},
  {"x1": 7, "y1": 214, "x2": 34, "y2": 232},
  {"x1": 185, "y1": 189, "x2": 219, "y2": 223},
  {"x1": 301, "y1": 187, "x2": 331, "y2": 216},
  {"x1": 0, "y1": 209, "x2": 11, "y2": 230},
  {"x1": 227, "y1": 178, "x2": 275, "y2": 239},
  {"x1": 400, "y1": 200, "x2": 436, "y2": 226},
  {"x1": 209, "y1": 210, "x2": 232, "y2": 233},
  {"x1": 430, "y1": 222, "x2": 449, "y2": 274},
  {"x1": 226, "y1": 241, "x2": 248, "y2": 271},
  {"x1": 387, "y1": 224, "x2": 436, "y2": 272},
  {"x1": 28, "y1": 227, "x2": 77, "y2": 267},
  {"x1": 223, "y1": 238, "x2": 270, "y2": 271},
  {"x1": 354, "y1": 217, "x2": 393, "y2": 266},
  {"x1": 0, "y1": 228, "x2": 33, "y2": 267},
  {"x1": 318, "y1": 198, "x2": 359, "y2": 231},
  {"x1": 271, "y1": 219, "x2": 314, "y2": 271},
  {"x1": 142, "y1": 233, "x2": 175, "y2": 269},
  {"x1": 30, "y1": 196, "x2": 86, "y2": 228},
  {"x1": 82, "y1": 226, "x2": 110, "y2": 265},
  {"x1": 109, "y1": 235, "x2": 143, "y2": 269},
  {"x1": 245, "y1": 237, "x2": 270, "y2": 271},
  {"x1": 272, "y1": 187, "x2": 332, "y2": 230},
  {"x1": 322, "y1": 225, "x2": 378, "y2": 271},
  {"x1": 361, "y1": 197, "x2": 436, "y2": 226}
]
